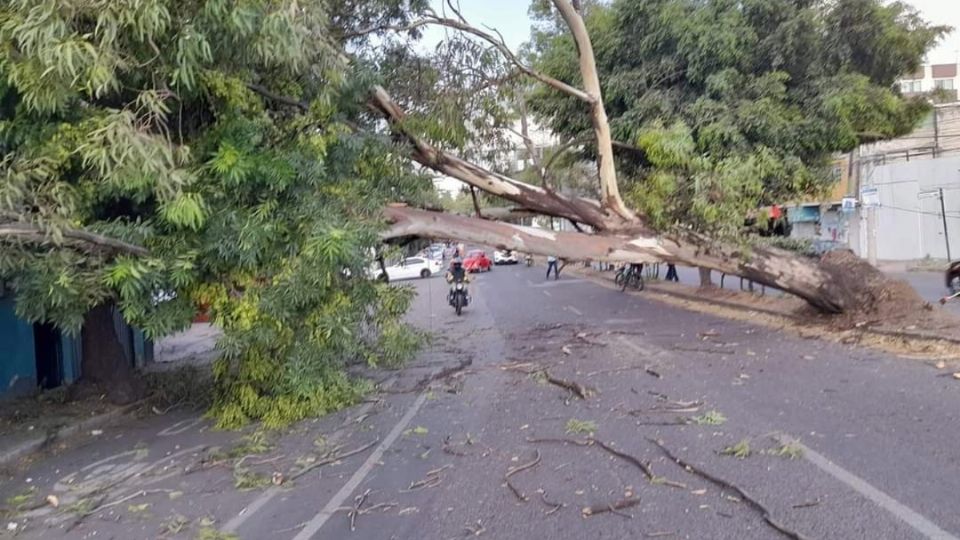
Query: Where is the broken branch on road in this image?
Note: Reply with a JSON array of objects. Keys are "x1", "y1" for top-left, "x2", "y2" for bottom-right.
[
  {"x1": 649, "y1": 438, "x2": 810, "y2": 540},
  {"x1": 403, "y1": 464, "x2": 452, "y2": 492},
  {"x1": 538, "y1": 489, "x2": 565, "y2": 515},
  {"x1": 527, "y1": 437, "x2": 685, "y2": 488},
  {"x1": 290, "y1": 438, "x2": 379, "y2": 481},
  {"x1": 543, "y1": 369, "x2": 592, "y2": 400},
  {"x1": 581, "y1": 497, "x2": 641, "y2": 518},
  {"x1": 504, "y1": 449, "x2": 541, "y2": 502}
]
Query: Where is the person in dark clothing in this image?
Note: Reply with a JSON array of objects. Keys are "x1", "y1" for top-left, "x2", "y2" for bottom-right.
[{"x1": 665, "y1": 263, "x2": 679, "y2": 282}]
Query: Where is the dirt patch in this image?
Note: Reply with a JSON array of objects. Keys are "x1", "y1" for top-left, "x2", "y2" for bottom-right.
[{"x1": 0, "y1": 385, "x2": 115, "y2": 438}]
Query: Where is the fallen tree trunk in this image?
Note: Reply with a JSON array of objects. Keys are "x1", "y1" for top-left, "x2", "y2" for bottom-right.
[{"x1": 382, "y1": 206, "x2": 856, "y2": 313}]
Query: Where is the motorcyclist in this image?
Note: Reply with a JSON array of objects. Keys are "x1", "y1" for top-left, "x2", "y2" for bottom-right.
[{"x1": 446, "y1": 257, "x2": 471, "y2": 302}]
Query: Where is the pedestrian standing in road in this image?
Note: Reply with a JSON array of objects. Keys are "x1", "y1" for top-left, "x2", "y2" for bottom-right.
[
  {"x1": 665, "y1": 263, "x2": 679, "y2": 282},
  {"x1": 546, "y1": 255, "x2": 560, "y2": 280}
]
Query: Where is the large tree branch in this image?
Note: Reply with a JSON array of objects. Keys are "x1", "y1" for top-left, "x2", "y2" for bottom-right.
[
  {"x1": 0, "y1": 223, "x2": 149, "y2": 256},
  {"x1": 381, "y1": 206, "x2": 846, "y2": 312},
  {"x1": 551, "y1": 0, "x2": 634, "y2": 222},
  {"x1": 347, "y1": 15, "x2": 593, "y2": 103},
  {"x1": 369, "y1": 86, "x2": 626, "y2": 231}
]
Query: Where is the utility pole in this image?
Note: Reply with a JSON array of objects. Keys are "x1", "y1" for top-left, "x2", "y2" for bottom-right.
[{"x1": 940, "y1": 187, "x2": 951, "y2": 261}]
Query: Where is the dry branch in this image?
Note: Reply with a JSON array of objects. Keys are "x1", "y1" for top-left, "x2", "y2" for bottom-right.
[
  {"x1": 543, "y1": 369, "x2": 592, "y2": 400},
  {"x1": 649, "y1": 438, "x2": 810, "y2": 540},
  {"x1": 1, "y1": 223, "x2": 148, "y2": 256},
  {"x1": 504, "y1": 449, "x2": 542, "y2": 502},
  {"x1": 290, "y1": 438, "x2": 379, "y2": 480},
  {"x1": 581, "y1": 497, "x2": 641, "y2": 518}
]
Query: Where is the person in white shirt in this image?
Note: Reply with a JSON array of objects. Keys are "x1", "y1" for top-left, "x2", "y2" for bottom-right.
[{"x1": 546, "y1": 255, "x2": 559, "y2": 280}]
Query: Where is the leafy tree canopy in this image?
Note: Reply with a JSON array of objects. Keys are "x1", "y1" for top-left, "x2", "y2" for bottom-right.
[
  {"x1": 528, "y1": 0, "x2": 949, "y2": 235},
  {"x1": 0, "y1": 0, "x2": 432, "y2": 426}
]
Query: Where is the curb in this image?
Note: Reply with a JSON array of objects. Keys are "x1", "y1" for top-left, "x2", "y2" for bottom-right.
[
  {"x1": 571, "y1": 268, "x2": 960, "y2": 348},
  {"x1": 0, "y1": 401, "x2": 142, "y2": 467}
]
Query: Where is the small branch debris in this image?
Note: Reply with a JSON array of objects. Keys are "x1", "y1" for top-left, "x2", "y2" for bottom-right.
[
  {"x1": 403, "y1": 465, "x2": 452, "y2": 492},
  {"x1": 543, "y1": 369, "x2": 592, "y2": 399},
  {"x1": 338, "y1": 489, "x2": 398, "y2": 532},
  {"x1": 537, "y1": 489, "x2": 564, "y2": 515},
  {"x1": 504, "y1": 450, "x2": 541, "y2": 502},
  {"x1": 527, "y1": 437, "x2": 684, "y2": 488},
  {"x1": 791, "y1": 499, "x2": 821, "y2": 509},
  {"x1": 581, "y1": 497, "x2": 641, "y2": 518},
  {"x1": 291, "y1": 438, "x2": 379, "y2": 481},
  {"x1": 649, "y1": 438, "x2": 810, "y2": 540}
]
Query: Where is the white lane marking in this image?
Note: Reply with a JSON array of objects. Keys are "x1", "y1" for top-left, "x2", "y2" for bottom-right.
[
  {"x1": 292, "y1": 389, "x2": 433, "y2": 540},
  {"x1": 223, "y1": 378, "x2": 396, "y2": 534},
  {"x1": 566, "y1": 305, "x2": 583, "y2": 316},
  {"x1": 780, "y1": 436, "x2": 959, "y2": 540},
  {"x1": 543, "y1": 290, "x2": 552, "y2": 297}
]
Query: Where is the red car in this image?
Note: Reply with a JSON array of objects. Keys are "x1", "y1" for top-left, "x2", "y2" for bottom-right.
[{"x1": 463, "y1": 250, "x2": 492, "y2": 273}]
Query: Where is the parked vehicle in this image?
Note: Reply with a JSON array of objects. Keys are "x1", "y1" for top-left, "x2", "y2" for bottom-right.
[
  {"x1": 373, "y1": 257, "x2": 442, "y2": 281},
  {"x1": 494, "y1": 249, "x2": 518, "y2": 265},
  {"x1": 463, "y1": 250, "x2": 493, "y2": 273}
]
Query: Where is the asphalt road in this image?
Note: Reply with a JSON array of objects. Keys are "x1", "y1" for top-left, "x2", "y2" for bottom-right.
[{"x1": 3, "y1": 265, "x2": 960, "y2": 540}]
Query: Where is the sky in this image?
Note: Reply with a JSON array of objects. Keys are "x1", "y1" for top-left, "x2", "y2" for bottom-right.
[{"x1": 424, "y1": 0, "x2": 960, "y2": 64}]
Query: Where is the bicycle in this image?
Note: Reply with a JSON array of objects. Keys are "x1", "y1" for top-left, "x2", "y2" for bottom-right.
[{"x1": 615, "y1": 264, "x2": 645, "y2": 292}]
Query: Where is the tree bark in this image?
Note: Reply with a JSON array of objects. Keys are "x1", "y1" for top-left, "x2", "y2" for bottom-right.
[
  {"x1": 698, "y1": 267, "x2": 713, "y2": 288},
  {"x1": 382, "y1": 207, "x2": 851, "y2": 313},
  {"x1": 551, "y1": 0, "x2": 634, "y2": 222},
  {"x1": 369, "y1": 87, "x2": 626, "y2": 231},
  {"x1": 81, "y1": 304, "x2": 145, "y2": 405}
]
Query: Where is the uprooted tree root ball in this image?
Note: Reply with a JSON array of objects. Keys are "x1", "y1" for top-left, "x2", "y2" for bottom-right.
[{"x1": 802, "y1": 251, "x2": 950, "y2": 331}]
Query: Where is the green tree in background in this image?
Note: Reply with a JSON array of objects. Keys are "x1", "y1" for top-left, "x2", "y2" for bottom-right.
[
  {"x1": 527, "y1": 0, "x2": 948, "y2": 236},
  {"x1": 0, "y1": 0, "x2": 430, "y2": 426}
]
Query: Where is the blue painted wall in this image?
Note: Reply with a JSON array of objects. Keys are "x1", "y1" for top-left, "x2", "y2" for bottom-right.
[{"x1": 0, "y1": 297, "x2": 36, "y2": 397}]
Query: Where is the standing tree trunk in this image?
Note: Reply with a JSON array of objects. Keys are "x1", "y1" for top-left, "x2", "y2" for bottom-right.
[
  {"x1": 698, "y1": 267, "x2": 713, "y2": 288},
  {"x1": 81, "y1": 303, "x2": 144, "y2": 405}
]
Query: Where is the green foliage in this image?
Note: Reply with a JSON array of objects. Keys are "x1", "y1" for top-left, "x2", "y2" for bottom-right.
[
  {"x1": 529, "y1": 0, "x2": 948, "y2": 236},
  {"x1": 0, "y1": 0, "x2": 432, "y2": 427},
  {"x1": 692, "y1": 410, "x2": 727, "y2": 425},
  {"x1": 565, "y1": 418, "x2": 597, "y2": 434},
  {"x1": 720, "y1": 438, "x2": 752, "y2": 459}
]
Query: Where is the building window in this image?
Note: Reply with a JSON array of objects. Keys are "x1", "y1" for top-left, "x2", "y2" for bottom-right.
[
  {"x1": 901, "y1": 80, "x2": 923, "y2": 93},
  {"x1": 934, "y1": 79, "x2": 955, "y2": 90}
]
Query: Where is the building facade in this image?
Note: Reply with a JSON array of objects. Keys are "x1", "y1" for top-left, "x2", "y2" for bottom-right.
[{"x1": 900, "y1": 63, "x2": 959, "y2": 102}]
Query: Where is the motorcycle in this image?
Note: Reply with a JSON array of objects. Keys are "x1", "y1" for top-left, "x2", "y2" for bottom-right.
[{"x1": 449, "y1": 280, "x2": 469, "y2": 316}]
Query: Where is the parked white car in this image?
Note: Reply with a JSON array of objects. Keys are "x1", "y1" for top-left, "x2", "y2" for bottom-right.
[
  {"x1": 374, "y1": 257, "x2": 443, "y2": 281},
  {"x1": 494, "y1": 250, "x2": 518, "y2": 265}
]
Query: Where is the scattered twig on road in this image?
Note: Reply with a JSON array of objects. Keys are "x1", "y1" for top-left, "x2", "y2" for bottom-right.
[
  {"x1": 537, "y1": 489, "x2": 564, "y2": 515},
  {"x1": 581, "y1": 497, "x2": 641, "y2": 518},
  {"x1": 290, "y1": 438, "x2": 379, "y2": 481},
  {"x1": 633, "y1": 419, "x2": 692, "y2": 427},
  {"x1": 504, "y1": 450, "x2": 541, "y2": 502},
  {"x1": 648, "y1": 438, "x2": 810, "y2": 540},
  {"x1": 403, "y1": 464, "x2": 452, "y2": 492},
  {"x1": 645, "y1": 532, "x2": 676, "y2": 538},
  {"x1": 542, "y1": 369, "x2": 592, "y2": 399},
  {"x1": 527, "y1": 437, "x2": 685, "y2": 488},
  {"x1": 337, "y1": 489, "x2": 399, "y2": 532},
  {"x1": 791, "y1": 499, "x2": 821, "y2": 509}
]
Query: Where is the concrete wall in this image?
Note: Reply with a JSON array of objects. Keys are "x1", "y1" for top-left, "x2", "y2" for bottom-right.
[{"x1": 862, "y1": 155, "x2": 960, "y2": 260}]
